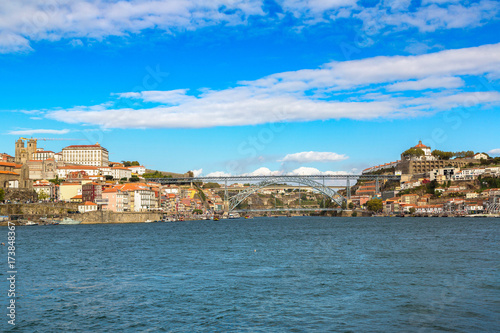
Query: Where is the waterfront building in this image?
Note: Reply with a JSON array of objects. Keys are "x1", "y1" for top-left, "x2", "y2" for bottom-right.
[
  {"x1": 401, "y1": 194, "x2": 419, "y2": 205},
  {"x1": 82, "y1": 182, "x2": 102, "y2": 203},
  {"x1": 62, "y1": 143, "x2": 109, "y2": 166},
  {"x1": 58, "y1": 182, "x2": 84, "y2": 202},
  {"x1": 78, "y1": 201, "x2": 98, "y2": 213},
  {"x1": 102, "y1": 188, "x2": 129, "y2": 212}
]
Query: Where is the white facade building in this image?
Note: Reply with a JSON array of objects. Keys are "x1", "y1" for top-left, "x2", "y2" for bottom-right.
[
  {"x1": 128, "y1": 165, "x2": 146, "y2": 175},
  {"x1": 33, "y1": 150, "x2": 55, "y2": 160},
  {"x1": 57, "y1": 166, "x2": 101, "y2": 178},
  {"x1": 133, "y1": 189, "x2": 157, "y2": 212},
  {"x1": 62, "y1": 143, "x2": 109, "y2": 166}
]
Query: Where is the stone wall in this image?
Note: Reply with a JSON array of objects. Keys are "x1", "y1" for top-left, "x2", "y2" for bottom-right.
[
  {"x1": 0, "y1": 202, "x2": 79, "y2": 216},
  {"x1": 79, "y1": 211, "x2": 163, "y2": 224}
]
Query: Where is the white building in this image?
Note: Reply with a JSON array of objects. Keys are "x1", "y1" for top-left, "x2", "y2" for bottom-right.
[
  {"x1": 98, "y1": 167, "x2": 132, "y2": 179},
  {"x1": 57, "y1": 165, "x2": 101, "y2": 178},
  {"x1": 33, "y1": 150, "x2": 55, "y2": 160},
  {"x1": 134, "y1": 189, "x2": 157, "y2": 212},
  {"x1": 78, "y1": 201, "x2": 98, "y2": 213},
  {"x1": 62, "y1": 143, "x2": 109, "y2": 166},
  {"x1": 127, "y1": 165, "x2": 146, "y2": 175}
]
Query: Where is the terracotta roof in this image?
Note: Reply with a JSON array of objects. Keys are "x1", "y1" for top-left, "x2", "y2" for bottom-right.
[
  {"x1": 71, "y1": 194, "x2": 83, "y2": 199},
  {"x1": 414, "y1": 140, "x2": 430, "y2": 148},
  {"x1": 0, "y1": 162, "x2": 22, "y2": 168},
  {"x1": 82, "y1": 201, "x2": 97, "y2": 206},
  {"x1": 0, "y1": 171, "x2": 19, "y2": 175}
]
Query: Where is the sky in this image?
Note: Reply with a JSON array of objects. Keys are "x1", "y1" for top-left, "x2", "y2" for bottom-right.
[{"x1": 1, "y1": 0, "x2": 500, "y2": 177}]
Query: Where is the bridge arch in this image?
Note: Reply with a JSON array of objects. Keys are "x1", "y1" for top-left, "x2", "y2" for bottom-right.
[{"x1": 228, "y1": 177, "x2": 346, "y2": 211}]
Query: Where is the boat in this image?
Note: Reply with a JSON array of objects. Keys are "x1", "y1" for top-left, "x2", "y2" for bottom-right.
[
  {"x1": 58, "y1": 217, "x2": 81, "y2": 225},
  {"x1": 24, "y1": 220, "x2": 38, "y2": 226},
  {"x1": 228, "y1": 213, "x2": 240, "y2": 219},
  {"x1": 144, "y1": 219, "x2": 155, "y2": 223}
]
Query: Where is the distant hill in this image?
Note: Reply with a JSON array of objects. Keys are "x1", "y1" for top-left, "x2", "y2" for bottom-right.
[{"x1": 145, "y1": 170, "x2": 190, "y2": 178}]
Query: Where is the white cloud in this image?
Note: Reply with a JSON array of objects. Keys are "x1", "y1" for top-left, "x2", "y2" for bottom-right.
[
  {"x1": 387, "y1": 76, "x2": 464, "y2": 91},
  {"x1": 242, "y1": 167, "x2": 282, "y2": 176},
  {"x1": 191, "y1": 168, "x2": 203, "y2": 177},
  {"x1": 488, "y1": 149, "x2": 500, "y2": 156},
  {"x1": 287, "y1": 167, "x2": 350, "y2": 176},
  {"x1": 281, "y1": 151, "x2": 348, "y2": 163},
  {"x1": 0, "y1": 0, "x2": 497, "y2": 53},
  {"x1": 206, "y1": 171, "x2": 232, "y2": 177},
  {"x1": 40, "y1": 43, "x2": 500, "y2": 129},
  {"x1": 7, "y1": 128, "x2": 70, "y2": 135}
]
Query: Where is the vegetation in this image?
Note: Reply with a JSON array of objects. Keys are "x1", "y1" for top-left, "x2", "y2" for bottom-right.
[
  {"x1": 143, "y1": 171, "x2": 172, "y2": 179},
  {"x1": 37, "y1": 191, "x2": 50, "y2": 201},
  {"x1": 409, "y1": 207, "x2": 416, "y2": 214},
  {"x1": 479, "y1": 176, "x2": 500, "y2": 190},
  {"x1": 0, "y1": 188, "x2": 4, "y2": 202},
  {"x1": 431, "y1": 150, "x2": 454, "y2": 160},
  {"x1": 348, "y1": 202, "x2": 355, "y2": 209},
  {"x1": 203, "y1": 182, "x2": 221, "y2": 189},
  {"x1": 122, "y1": 161, "x2": 140, "y2": 167},
  {"x1": 366, "y1": 198, "x2": 383, "y2": 212},
  {"x1": 104, "y1": 175, "x2": 113, "y2": 181},
  {"x1": 351, "y1": 211, "x2": 357, "y2": 217},
  {"x1": 129, "y1": 176, "x2": 140, "y2": 182},
  {"x1": 454, "y1": 151, "x2": 475, "y2": 158},
  {"x1": 49, "y1": 176, "x2": 62, "y2": 185},
  {"x1": 402, "y1": 148, "x2": 425, "y2": 158},
  {"x1": 192, "y1": 209, "x2": 203, "y2": 214}
]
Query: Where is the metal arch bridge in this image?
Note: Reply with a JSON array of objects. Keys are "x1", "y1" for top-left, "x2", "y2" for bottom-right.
[
  {"x1": 228, "y1": 176, "x2": 346, "y2": 210},
  {"x1": 148, "y1": 174, "x2": 401, "y2": 212}
]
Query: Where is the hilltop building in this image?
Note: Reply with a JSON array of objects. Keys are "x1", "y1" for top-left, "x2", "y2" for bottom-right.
[
  {"x1": 15, "y1": 138, "x2": 37, "y2": 164},
  {"x1": 62, "y1": 143, "x2": 109, "y2": 167}
]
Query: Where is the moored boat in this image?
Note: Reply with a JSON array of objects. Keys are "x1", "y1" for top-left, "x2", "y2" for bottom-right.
[{"x1": 58, "y1": 217, "x2": 81, "y2": 225}]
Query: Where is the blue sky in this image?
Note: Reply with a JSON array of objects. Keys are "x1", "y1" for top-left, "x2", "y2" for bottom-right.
[{"x1": 1, "y1": 0, "x2": 500, "y2": 176}]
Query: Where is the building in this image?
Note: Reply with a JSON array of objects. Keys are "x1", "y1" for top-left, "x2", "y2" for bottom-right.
[
  {"x1": 127, "y1": 165, "x2": 146, "y2": 175},
  {"x1": 430, "y1": 167, "x2": 460, "y2": 183},
  {"x1": 78, "y1": 201, "x2": 98, "y2": 213},
  {"x1": 102, "y1": 188, "x2": 129, "y2": 212},
  {"x1": 1, "y1": 153, "x2": 15, "y2": 163},
  {"x1": 62, "y1": 143, "x2": 109, "y2": 166},
  {"x1": 33, "y1": 180, "x2": 56, "y2": 201},
  {"x1": 401, "y1": 194, "x2": 419, "y2": 205},
  {"x1": 58, "y1": 182, "x2": 84, "y2": 202},
  {"x1": 82, "y1": 182, "x2": 102, "y2": 203},
  {"x1": 33, "y1": 150, "x2": 55, "y2": 160},
  {"x1": 15, "y1": 138, "x2": 37, "y2": 164},
  {"x1": 0, "y1": 162, "x2": 20, "y2": 189},
  {"x1": 57, "y1": 165, "x2": 101, "y2": 178},
  {"x1": 27, "y1": 159, "x2": 57, "y2": 180}
]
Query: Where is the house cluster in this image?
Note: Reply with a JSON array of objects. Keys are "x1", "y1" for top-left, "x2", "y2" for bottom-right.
[{"x1": 380, "y1": 188, "x2": 500, "y2": 215}]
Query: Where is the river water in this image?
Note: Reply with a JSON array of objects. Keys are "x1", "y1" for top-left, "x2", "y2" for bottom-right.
[{"x1": 2, "y1": 217, "x2": 499, "y2": 332}]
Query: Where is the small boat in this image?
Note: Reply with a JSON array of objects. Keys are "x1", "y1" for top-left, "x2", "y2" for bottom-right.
[
  {"x1": 144, "y1": 220, "x2": 154, "y2": 223},
  {"x1": 58, "y1": 217, "x2": 81, "y2": 225},
  {"x1": 24, "y1": 220, "x2": 38, "y2": 226}
]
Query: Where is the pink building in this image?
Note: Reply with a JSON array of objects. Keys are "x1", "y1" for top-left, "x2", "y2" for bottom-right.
[{"x1": 102, "y1": 188, "x2": 129, "y2": 212}]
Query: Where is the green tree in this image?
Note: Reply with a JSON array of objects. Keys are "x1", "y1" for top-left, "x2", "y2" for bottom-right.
[
  {"x1": 341, "y1": 202, "x2": 347, "y2": 210},
  {"x1": 454, "y1": 151, "x2": 475, "y2": 158},
  {"x1": 129, "y1": 176, "x2": 140, "y2": 182},
  {"x1": 348, "y1": 202, "x2": 355, "y2": 209},
  {"x1": 431, "y1": 150, "x2": 454, "y2": 160},
  {"x1": 409, "y1": 207, "x2": 416, "y2": 215},
  {"x1": 0, "y1": 188, "x2": 5, "y2": 202},
  {"x1": 37, "y1": 191, "x2": 50, "y2": 201},
  {"x1": 402, "y1": 148, "x2": 425, "y2": 159},
  {"x1": 203, "y1": 182, "x2": 221, "y2": 189},
  {"x1": 366, "y1": 198, "x2": 383, "y2": 212},
  {"x1": 351, "y1": 211, "x2": 357, "y2": 217}
]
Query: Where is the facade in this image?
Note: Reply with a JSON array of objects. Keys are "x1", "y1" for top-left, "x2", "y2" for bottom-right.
[
  {"x1": 33, "y1": 180, "x2": 56, "y2": 201},
  {"x1": 133, "y1": 189, "x2": 157, "y2": 212},
  {"x1": 78, "y1": 201, "x2": 98, "y2": 213},
  {"x1": 58, "y1": 182, "x2": 83, "y2": 201},
  {"x1": 57, "y1": 165, "x2": 100, "y2": 178},
  {"x1": 33, "y1": 150, "x2": 55, "y2": 160},
  {"x1": 62, "y1": 143, "x2": 109, "y2": 166},
  {"x1": 430, "y1": 167, "x2": 460, "y2": 183},
  {"x1": 0, "y1": 162, "x2": 21, "y2": 189},
  {"x1": 127, "y1": 165, "x2": 146, "y2": 175},
  {"x1": 82, "y1": 182, "x2": 102, "y2": 203},
  {"x1": 15, "y1": 138, "x2": 37, "y2": 164},
  {"x1": 102, "y1": 189, "x2": 129, "y2": 212},
  {"x1": 28, "y1": 159, "x2": 57, "y2": 180}
]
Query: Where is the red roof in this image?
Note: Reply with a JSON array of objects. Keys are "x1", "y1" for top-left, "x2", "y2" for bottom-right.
[{"x1": 414, "y1": 140, "x2": 429, "y2": 148}]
